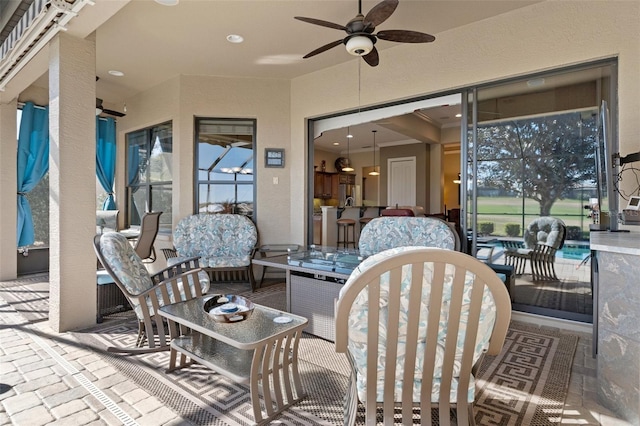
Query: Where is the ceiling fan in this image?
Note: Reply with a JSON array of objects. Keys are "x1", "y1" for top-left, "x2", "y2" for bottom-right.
[
  {"x1": 295, "y1": 0, "x2": 435, "y2": 67},
  {"x1": 95, "y1": 76, "x2": 126, "y2": 117},
  {"x1": 96, "y1": 98, "x2": 126, "y2": 118}
]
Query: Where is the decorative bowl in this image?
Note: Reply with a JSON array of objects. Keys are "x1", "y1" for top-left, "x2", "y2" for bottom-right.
[{"x1": 203, "y1": 294, "x2": 254, "y2": 323}]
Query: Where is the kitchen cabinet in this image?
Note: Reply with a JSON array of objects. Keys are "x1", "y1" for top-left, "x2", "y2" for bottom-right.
[
  {"x1": 338, "y1": 173, "x2": 356, "y2": 185},
  {"x1": 314, "y1": 172, "x2": 338, "y2": 199}
]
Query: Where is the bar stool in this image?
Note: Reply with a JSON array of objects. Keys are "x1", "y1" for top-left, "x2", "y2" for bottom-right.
[
  {"x1": 359, "y1": 217, "x2": 373, "y2": 233},
  {"x1": 337, "y1": 218, "x2": 356, "y2": 248}
]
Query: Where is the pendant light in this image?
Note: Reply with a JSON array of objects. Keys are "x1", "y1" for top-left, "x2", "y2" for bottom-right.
[
  {"x1": 342, "y1": 127, "x2": 354, "y2": 172},
  {"x1": 369, "y1": 130, "x2": 379, "y2": 176}
]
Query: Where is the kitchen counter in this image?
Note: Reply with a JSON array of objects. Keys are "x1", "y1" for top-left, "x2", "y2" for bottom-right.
[
  {"x1": 320, "y1": 206, "x2": 385, "y2": 247},
  {"x1": 590, "y1": 229, "x2": 640, "y2": 424},
  {"x1": 589, "y1": 230, "x2": 640, "y2": 255}
]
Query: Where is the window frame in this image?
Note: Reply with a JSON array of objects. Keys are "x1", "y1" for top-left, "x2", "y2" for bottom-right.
[
  {"x1": 194, "y1": 117, "x2": 257, "y2": 221},
  {"x1": 125, "y1": 120, "x2": 173, "y2": 230}
]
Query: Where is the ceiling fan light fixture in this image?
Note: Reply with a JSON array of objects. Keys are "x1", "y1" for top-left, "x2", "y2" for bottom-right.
[{"x1": 346, "y1": 35, "x2": 373, "y2": 56}]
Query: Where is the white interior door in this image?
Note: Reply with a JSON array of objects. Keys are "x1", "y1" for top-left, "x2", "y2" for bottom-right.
[{"x1": 387, "y1": 156, "x2": 416, "y2": 207}]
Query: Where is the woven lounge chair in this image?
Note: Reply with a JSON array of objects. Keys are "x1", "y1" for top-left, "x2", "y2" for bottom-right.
[{"x1": 504, "y1": 216, "x2": 566, "y2": 281}]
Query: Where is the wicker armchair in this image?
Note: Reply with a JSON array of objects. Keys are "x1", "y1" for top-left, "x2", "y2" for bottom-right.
[
  {"x1": 504, "y1": 217, "x2": 567, "y2": 281},
  {"x1": 358, "y1": 216, "x2": 459, "y2": 256},
  {"x1": 94, "y1": 232, "x2": 210, "y2": 354},
  {"x1": 162, "y1": 214, "x2": 259, "y2": 290}
]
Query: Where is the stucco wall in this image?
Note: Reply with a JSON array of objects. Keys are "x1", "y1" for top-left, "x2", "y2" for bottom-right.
[
  {"x1": 115, "y1": 74, "x2": 292, "y2": 245},
  {"x1": 290, "y1": 0, "x2": 640, "y2": 244},
  {"x1": 101, "y1": 0, "x2": 639, "y2": 248}
]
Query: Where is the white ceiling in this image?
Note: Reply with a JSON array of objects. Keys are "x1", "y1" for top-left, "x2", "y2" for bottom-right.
[
  {"x1": 20, "y1": 0, "x2": 543, "y2": 148},
  {"x1": 87, "y1": 0, "x2": 540, "y2": 103}
]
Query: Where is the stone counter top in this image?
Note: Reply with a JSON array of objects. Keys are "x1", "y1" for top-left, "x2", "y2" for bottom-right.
[
  {"x1": 589, "y1": 230, "x2": 640, "y2": 255},
  {"x1": 591, "y1": 229, "x2": 640, "y2": 424}
]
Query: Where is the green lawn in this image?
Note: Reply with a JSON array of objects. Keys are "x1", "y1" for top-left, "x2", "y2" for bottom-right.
[{"x1": 470, "y1": 196, "x2": 591, "y2": 238}]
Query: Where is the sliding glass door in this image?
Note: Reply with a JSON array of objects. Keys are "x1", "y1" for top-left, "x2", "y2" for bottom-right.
[{"x1": 464, "y1": 60, "x2": 617, "y2": 322}]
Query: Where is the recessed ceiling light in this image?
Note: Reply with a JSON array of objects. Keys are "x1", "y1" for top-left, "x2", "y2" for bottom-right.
[
  {"x1": 226, "y1": 34, "x2": 244, "y2": 43},
  {"x1": 154, "y1": 0, "x2": 179, "y2": 5},
  {"x1": 333, "y1": 142, "x2": 340, "y2": 146},
  {"x1": 455, "y1": 113, "x2": 462, "y2": 118},
  {"x1": 108, "y1": 70, "x2": 124, "y2": 77}
]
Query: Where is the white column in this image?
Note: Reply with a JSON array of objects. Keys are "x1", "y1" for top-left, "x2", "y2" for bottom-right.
[
  {"x1": 0, "y1": 99, "x2": 18, "y2": 280},
  {"x1": 48, "y1": 32, "x2": 96, "y2": 332}
]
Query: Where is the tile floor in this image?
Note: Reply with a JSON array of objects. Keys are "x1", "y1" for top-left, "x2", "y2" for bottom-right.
[{"x1": 0, "y1": 274, "x2": 635, "y2": 426}]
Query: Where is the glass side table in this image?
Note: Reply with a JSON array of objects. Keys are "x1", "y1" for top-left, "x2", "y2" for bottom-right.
[{"x1": 256, "y1": 244, "x2": 300, "y2": 287}]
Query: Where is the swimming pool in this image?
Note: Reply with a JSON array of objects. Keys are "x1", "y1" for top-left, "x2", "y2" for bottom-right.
[
  {"x1": 491, "y1": 241, "x2": 590, "y2": 261},
  {"x1": 557, "y1": 243, "x2": 591, "y2": 260}
]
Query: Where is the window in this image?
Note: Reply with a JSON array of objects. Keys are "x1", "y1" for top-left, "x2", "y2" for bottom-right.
[
  {"x1": 195, "y1": 118, "x2": 255, "y2": 219},
  {"x1": 126, "y1": 122, "x2": 173, "y2": 230}
]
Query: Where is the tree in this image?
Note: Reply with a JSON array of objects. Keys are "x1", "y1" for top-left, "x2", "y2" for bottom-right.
[{"x1": 474, "y1": 111, "x2": 598, "y2": 216}]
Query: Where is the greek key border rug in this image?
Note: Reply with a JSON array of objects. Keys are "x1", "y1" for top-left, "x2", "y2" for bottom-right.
[{"x1": 68, "y1": 283, "x2": 577, "y2": 426}]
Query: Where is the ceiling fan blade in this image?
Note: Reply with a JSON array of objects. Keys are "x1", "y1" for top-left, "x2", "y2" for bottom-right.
[
  {"x1": 364, "y1": 0, "x2": 398, "y2": 27},
  {"x1": 102, "y1": 108, "x2": 126, "y2": 118},
  {"x1": 294, "y1": 16, "x2": 346, "y2": 31},
  {"x1": 303, "y1": 39, "x2": 344, "y2": 58},
  {"x1": 363, "y1": 47, "x2": 379, "y2": 67},
  {"x1": 376, "y1": 30, "x2": 435, "y2": 43}
]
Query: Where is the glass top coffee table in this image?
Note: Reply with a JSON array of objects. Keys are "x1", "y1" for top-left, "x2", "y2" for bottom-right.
[
  {"x1": 158, "y1": 295, "x2": 308, "y2": 425},
  {"x1": 253, "y1": 245, "x2": 365, "y2": 280},
  {"x1": 252, "y1": 246, "x2": 366, "y2": 341}
]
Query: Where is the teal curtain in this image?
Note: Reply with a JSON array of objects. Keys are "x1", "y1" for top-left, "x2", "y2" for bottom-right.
[
  {"x1": 17, "y1": 102, "x2": 49, "y2": 247},
  {"x1": 96, "y1": 117, "x2": 117, "y2": 210}
]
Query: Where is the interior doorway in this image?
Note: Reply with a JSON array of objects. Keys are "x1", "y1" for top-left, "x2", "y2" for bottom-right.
[{"x1": 387, "y1": 156, "x2": 416, "y2": 207}]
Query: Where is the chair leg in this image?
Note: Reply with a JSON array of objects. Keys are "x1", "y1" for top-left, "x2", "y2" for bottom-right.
[
  {"x1": 468, "y1": 404, "x2": 477, "y2": 426},
  {"x1": 136, "y1": 321, "x2": 146, "y2": 347},
  {"x1": 248, "y1": 265, "x2": 257, "y2": 292},
  {"x1": 344, "y1": 372, "x2": 358, "y2": 426}
]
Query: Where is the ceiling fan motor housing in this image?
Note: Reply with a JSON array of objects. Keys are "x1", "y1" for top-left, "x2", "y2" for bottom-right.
[{"x1": 346, "y1": 35, "x2": 374, "y2": 56}]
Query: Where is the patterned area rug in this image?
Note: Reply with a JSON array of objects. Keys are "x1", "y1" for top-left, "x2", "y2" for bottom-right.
[{"x1": 69, "y1": 283, "x2": 578, "y2": 426}]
